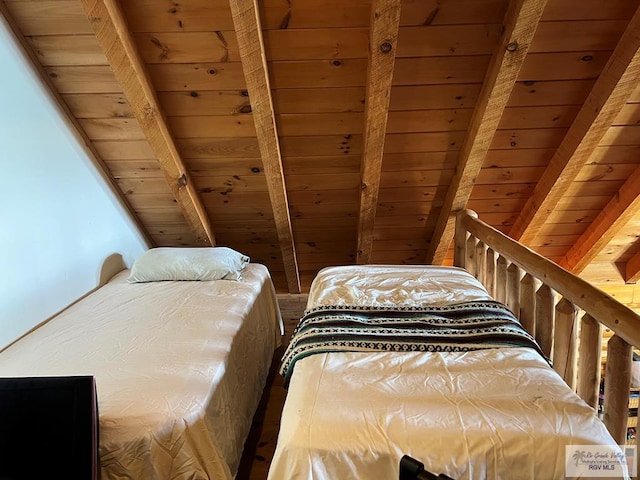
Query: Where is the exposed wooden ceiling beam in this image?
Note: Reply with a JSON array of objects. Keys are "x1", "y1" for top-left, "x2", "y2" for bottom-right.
[
  {"x1": 229, "y1": 0, "x2": 300, "y2": 293},
  {"x1": 509, "y1": 5, "x2": 640, "y2": 245},
  {"x1": 79, "y1": 0, "x2": 214, "y2": 246},
  {"x1": 0, "y1": 1, "x2": 154, "y2": 247},
  {"x1": 425, "y1": 0, "x2": 548, "y2": 264},
  {"x1": 356, "y1": 0, "x2": 401, "y2": 265},
  {"x1": 560, "y1": 165, "x2": 640, "y2": 274},
  {"x1": 626, "y1": 251, "x2": 640, "y2": 284}
]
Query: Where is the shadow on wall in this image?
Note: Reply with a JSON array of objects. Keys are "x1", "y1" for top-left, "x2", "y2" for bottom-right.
[{"x1": 0, "y1": 252, "x2": 130, "y2": 354}]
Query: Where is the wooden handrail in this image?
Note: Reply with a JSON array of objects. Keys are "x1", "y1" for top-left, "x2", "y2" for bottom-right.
[
  {"x1": 455, "y1": 209, "x2": 639, "y2": 441},
  {"x1": 457, "y1": 209, "x2": 640, "y2": 348}
]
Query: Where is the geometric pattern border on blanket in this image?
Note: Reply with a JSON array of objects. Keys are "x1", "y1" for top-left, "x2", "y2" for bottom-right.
[{"x1": 280, "y1": 301, "x2": 547, "y2": 381}]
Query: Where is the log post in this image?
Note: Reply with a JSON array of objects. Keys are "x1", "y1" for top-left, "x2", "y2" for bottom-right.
[
  {"x1": 603, "y1": 335, "x2": 632, "y2": 443},
  {"x1": 485, "y1": 248, "x2": 496, "y2": 298},
  {"x1": 636, "y1": 424, "x2": 640, "y2": 479},
  {"x1": 553, "y1": 298, "x2": 579, "y2": 389},
  {"x1": 519, "y1": 273, "x2": 536, "y2": 337},
  {"x1": 466, "y1": 235, "x2": 477, "y2": 277},
  {"x1": 506, "y1": 263, "x2": 521, "y2": 317},
  {"x1": 454, "y1": 210, "x2": 471, "y2": 268},
  {"x1": 495, "y1": 255, "x2": 508, "y2": 304},
  {"x1": 536, "y1": 284, "x2": 555, "y2": 361},
  {"x1": 476, "y1": 241, "x2": 487, "y2": 285},
  {"x1": 577, "y1": 313, "x2": 602, "y2": 408}
]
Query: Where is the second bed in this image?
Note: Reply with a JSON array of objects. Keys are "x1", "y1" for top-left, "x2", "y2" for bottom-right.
[
  {"x1": 268, "y1": 265, "x2": 624, "y2": 479},
  {"x1": 0, "y1": 257, "x2": 282, "y2": 480}
]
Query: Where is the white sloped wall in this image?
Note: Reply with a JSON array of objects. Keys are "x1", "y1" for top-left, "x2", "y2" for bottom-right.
[{"x1": 0, "y1": 19, "x2": 148, "y2": 351}]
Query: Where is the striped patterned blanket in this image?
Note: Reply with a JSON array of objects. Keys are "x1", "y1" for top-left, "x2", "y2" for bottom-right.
[{"x1": 279, "y1": 301, "x2": 546, "y2": 381}]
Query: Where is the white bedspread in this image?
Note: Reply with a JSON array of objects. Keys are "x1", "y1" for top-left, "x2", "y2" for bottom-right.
[
  {"x1": 0, "y1": 263, "x2": 283, "y2": 480},
  {"x1": 268, "y1": 265, "x2": 623, "y2": 480}
]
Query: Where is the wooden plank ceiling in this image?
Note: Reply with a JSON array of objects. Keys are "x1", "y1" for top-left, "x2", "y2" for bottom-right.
[{"x1": 3, "y1": 0, "x2": 640, "y2": 294}]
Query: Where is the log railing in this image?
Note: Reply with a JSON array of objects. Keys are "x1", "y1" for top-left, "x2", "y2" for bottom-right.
[{"x1": 454, "y1": 210, "x2": 640, "y2": 446}]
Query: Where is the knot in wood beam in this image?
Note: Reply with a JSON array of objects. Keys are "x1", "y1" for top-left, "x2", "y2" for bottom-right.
[
  {"x1": 379, "y1": 41, "x2": 393, "y2": 54},
  {"x1": 178, "y1": 173, "x2": 188, "y2": 188},
  {"x1": 506, "y1": 41, "x2": 519, "y2": 52},
  {"x1": 142, "y1": 103, "x2": 155, "y2": 119}
]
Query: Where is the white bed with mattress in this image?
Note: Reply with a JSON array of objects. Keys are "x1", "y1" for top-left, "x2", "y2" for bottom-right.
[
  {"x1": 0, "y1": 248, "x2": 283, "y2": 480},
  {"x1": 268, "y1": 265, "x2": 625, "y2": 480}
]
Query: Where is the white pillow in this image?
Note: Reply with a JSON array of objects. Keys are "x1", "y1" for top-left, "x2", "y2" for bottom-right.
[{"x1": 127, "y1": 247, "x2": 250, "y2": 283}]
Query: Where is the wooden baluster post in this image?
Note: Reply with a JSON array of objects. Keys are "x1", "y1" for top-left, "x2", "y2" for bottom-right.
[
  {"x1": 485, "y1": 248, "x2": 496, "y2": 298},
  {"x1": 577, "y1": 313, "x2": 602, "y2": 408},
  {"x1": 603, "y1": 335, "x2": 632, "y2": 444},
  {"x1": 536, "y1": 284, "x2": 555, "y2": 361},
  {"x1": 495, "y1": 255, "x2": 508, "y2": 304},
  {"x1": 476, "y1": 241, "x2": 486, "y2": 284},
  {"x1": 553, "y1": 298, "x2": 578, "y2": 389},
  {"x1": 506, "y1": 263, "x2": 521, "y2": 317},
  {"x1": 519, "y1": 273, "x2": 536, "y2": 337},
  {"x1": 636, "y1": 422, "x2": 640, "y2": 478},
  {"x1": 454, "y1": 211, "x2": 470, "y2": 268},
  {"x1": 466, "y1": 235, "x2": 477, "y2": 278}
]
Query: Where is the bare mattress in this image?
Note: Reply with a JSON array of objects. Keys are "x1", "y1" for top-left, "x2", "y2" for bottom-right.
[
  {"x1": 0, "y1": 263, "x2": 283, "y2": 480},
  {"x1": 268, "y1": 265, "x2": 624, "y2": 480}
]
